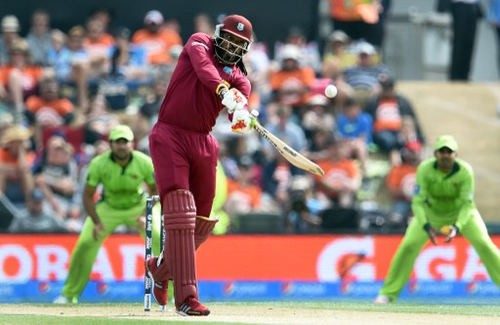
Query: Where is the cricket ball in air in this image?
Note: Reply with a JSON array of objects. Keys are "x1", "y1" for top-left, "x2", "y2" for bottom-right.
[{"x1": 324, "y1": 84, "x2": 338, "y2": 98}]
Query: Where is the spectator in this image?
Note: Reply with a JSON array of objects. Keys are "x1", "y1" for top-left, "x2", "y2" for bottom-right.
[
  {"x1": 0, "y1": 38, "x2": 47, "y2": 122},
  {"x1": 315, "y1": 138, "x2": 362, "y2": 208},
  {"x1": 0, "y1": 124, "x2": 36, "y2": 208},
  {"x1": 131, "y1": 10, "x2": 183, "y2": 66},
  {"x1": 319, "y1": 57, "x2": 354, "y2": 111},
  {"x1": 342, "y1": 41, "x2": 390, "y2": 106},
  {"x1": 301, "y1": 93, "x2": 336, "y2": 144},
  {"x1": 488, "y1": 0, "x2": 500, "y2": 76},
  {"x1": 225, "y1": 156, "x2": 265, "y2": 220},
  {"x1": 269, "y1": 44, "x2": 316, "y2": 117},
  {"x1": 384, "y1": 143, "x2": 421, "y2": 228},
  {"x1": 9, "y1": 188, "x2": 66, "y2": 233},
  {"x1": 85, "y1": 93, "x2": 120, "y2": 139},
  {"x1": 83, "y1": 17, "x2": 115, "y2": 74},
  {"x1": 25, "y1": 75, "x2": 75, "y2": 129},
  {"x1": 0, "y1": 15, "x2": 22, "y2": 65},
  {"x1": 445, "y1": 0, "x2": 483, "y2": 81},
  {"x1": 26, "y1": 9, "x2": 53, "y2": 67},
  {"x1": 286, "y1": 175, "x2": 326, "y2": 233},
  {"x1": 262, "y1": 104, "x2": 308, "y2": 163},
  {"x1": 323, "y1": 30, "x2": 355, "y2": 69},
  {"x1": 275, "y1": 26, "x2": 322, "y2": 73},
  {"x1": 109, "y1": 27, "x2": 149, "y2": 85},
  {"x1": 328, "y1": 0, "x2": 382, "y2": 47},
  {"x1": 87, "y1": 6, "x2": 114, "y2": 34},
  {"x1": 364, "y1": 74, "x2": 425, "y2": 166},
  {"x1": 33, "y1": 135, "x2": 81, "y2": 222},
  {"x1": 336, "y1": 96, "x2": 373, "y2": 176},
  {"x1": 134, "y1": 77, "x2": 169, "y2": 153},
  {"x1": 193, "y1": 13, "x2": 215, "y2": 35},
  {"x1": 47, "y1": 26, "x2": 95, "y2": 112}
]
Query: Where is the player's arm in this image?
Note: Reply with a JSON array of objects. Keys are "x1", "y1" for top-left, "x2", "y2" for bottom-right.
[
  {"x1": 411, "y1": 164, "x2": 429, "y2": 225},
  {"x1": 83, "y1": 158, "x2": 105, "y2": 240},
  {"x1": 82, "y1": 183, "x2": 105, "y2": 240},
  {"x1": 83, "y1": 184, "x2": 100, "y2": 225},
  {"x1": 454, "y1": 164, "x2": 476, "y2": 230},
  {"x1": 146, "y1": 182, "x2": 157, "y2": 196},
  {"x1": 186, "y1": 33, "x2": 228, "y2": 93},
  {"x1": 411, "y1": 162, "x2": 439, "y2": 243}
]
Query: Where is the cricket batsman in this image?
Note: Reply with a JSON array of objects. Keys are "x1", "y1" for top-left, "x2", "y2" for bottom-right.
[
  {"x1": 146, "y1": 14, "x2": 255, "y2": 316},
  {"x1": 54, "y1": 125, "x2": 160, "y2": 303},
  {"x1": 374, "y1": 135, "x2": 500, "y2": 303}
]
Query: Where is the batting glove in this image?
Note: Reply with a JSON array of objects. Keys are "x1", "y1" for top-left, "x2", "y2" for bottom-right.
[
  {"x1": 441, "y1": 225, "x2": 459, "y2": 243},
  {"x1": 423, "y1": 223, "x2": 439, "y2": 245},
  {"x1": 231, "y1": 108, "x2": 253, "y2": 134},
  {"x1": 221, "y1": 88, "x2": 248, "y2": 114}
]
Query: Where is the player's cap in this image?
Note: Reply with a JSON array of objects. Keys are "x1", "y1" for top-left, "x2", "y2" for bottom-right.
[
  {"x1": 220, "y1": 14, "x2": 253, "y2": 43},
  {"x1": 434, "y1": 135, "x2": 458, "y2": 152},
  {"x1": 2, "y1": 15, "x2": 19, "y2": 33},
  {"x1": 144, "y1": 10, "x2": 164, "y2": 25},
  {"x1": 109, "y1": 124, "x2": 134, "y2": 142}
]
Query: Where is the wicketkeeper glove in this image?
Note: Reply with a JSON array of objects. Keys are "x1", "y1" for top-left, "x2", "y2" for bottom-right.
[
  {"x1": 423, "y1": 223, "x2": 439, "y2": 245},
  {"x1": 220, "y1": 87, "x2": 248, "y2": 114},
  {"x1": 441, "y1": 224, "x2": 459, "y2": 243}
]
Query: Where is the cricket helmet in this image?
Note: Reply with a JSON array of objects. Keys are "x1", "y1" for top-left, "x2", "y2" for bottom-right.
[{"x1": 213, "y1": 14, "x2": 253, "y2": 65}]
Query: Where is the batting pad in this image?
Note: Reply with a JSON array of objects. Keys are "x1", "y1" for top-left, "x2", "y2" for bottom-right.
[
  {"x1": 163, "y1": 190, "x2": 198, "y2": 307},
  {"x1": 195, "y1": 216, "x2": 219, "y2": 247}
]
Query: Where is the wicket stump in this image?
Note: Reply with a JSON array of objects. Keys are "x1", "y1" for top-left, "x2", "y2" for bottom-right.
[{"x1": 144, "y1": 195, "x2": 163, "y2": 311}]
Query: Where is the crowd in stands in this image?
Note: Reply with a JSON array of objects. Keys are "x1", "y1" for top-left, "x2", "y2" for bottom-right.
[{"x1": 0, "y1": 5, "x2": 427, "y2": 235}]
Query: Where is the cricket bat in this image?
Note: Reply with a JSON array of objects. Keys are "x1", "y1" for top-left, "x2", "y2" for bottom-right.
[{"x1": 252, "y1": 119, "x2": 324, "y2": 177}]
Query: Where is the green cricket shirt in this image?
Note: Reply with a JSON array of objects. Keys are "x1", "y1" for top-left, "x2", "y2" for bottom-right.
[
  {"x1": 411, "y1": 157, "x2": 476, "y2": 229},
  {"x1": 85, "y1": 150, "x2": 155, "y2": 209}
]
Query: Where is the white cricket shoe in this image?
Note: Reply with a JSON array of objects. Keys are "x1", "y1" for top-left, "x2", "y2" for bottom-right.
[
  {"x1": 373, "y1": 295, "x2": 391, "y2": 304},
  {"x1": 53, "y1": 295, "x2": 78, "y2": 304}
]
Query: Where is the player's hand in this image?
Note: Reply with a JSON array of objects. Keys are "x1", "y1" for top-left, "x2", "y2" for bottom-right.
[
  {"x1": 221, "y1": 88, "x2": 248, "y2": 113},
  {"x1": 423, "y1": 223, "x2": 438, "y2": 245},
  {"x1": 441, "y1": 225, "x2": 459, "y2": 243},
  {"x1": 231, "y1": 108, "x2": 253, "y2": 134},
  {"x1": 92, "y1": 222, "x2": 106, "y2": 241}
]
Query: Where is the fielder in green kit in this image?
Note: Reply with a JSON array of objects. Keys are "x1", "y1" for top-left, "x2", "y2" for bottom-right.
[
  {"x1": 374, "y1": 135, "x2": 500, "y2": 303},
  {"x1": 54, "y1": 125, "x2": 160, "y2": 304}
]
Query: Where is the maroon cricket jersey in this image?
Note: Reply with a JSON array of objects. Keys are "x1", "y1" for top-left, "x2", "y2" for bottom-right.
[{"x1": 156, "y1": 33, "x2": 251, "y2": 134}]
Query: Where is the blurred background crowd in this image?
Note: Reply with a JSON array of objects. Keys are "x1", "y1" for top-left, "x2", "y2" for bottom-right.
[{"x1": 0, "y1": 0, "x2": 497, "y2": 235}]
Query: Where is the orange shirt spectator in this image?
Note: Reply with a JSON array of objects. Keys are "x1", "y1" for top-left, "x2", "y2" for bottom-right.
[
  {"x1": 132, "y1": 10, "x2": 182, "y2": 65},
  {"x1": 25, "y1": 75, "x2": 75, "y2": 127},
  {"x1": 329, "y1": 0, "x2": 379, "y2": 23},
  {"x1": 269, "y1": 45, "x2": 316, "y2": 108},
  {"x1": 372, "y1": 97, "x2": 402, "y2": 132},
  {"x1": 227, "y1": 178, "x2": 262, "y2": 210},
  {"x1": 0, "y1": 125, "x2": 36, "y2": 206},
  {"x1": 314, "y1": 139, "x2": 361, "y2": 207},
  {"x1": 0, "y1": 38, "x2": 47, "y2": 114},
  {"x1": 0, "y1": 64, "x2": 43, "y2": 95},
  {"x1": 385, "y1": 163, "x2": 417, "y2": 200},
  {"x1": 316, "y1": 158, "x2": 360, "y2": 198}
]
